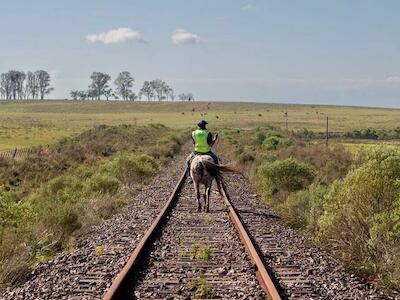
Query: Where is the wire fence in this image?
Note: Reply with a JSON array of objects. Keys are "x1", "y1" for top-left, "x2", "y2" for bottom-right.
[{"x1": 0, "y1": 147, "x2": 37, "y2": 161}]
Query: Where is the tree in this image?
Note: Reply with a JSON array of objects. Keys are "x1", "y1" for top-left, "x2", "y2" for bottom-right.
[
  {"x1": 128, "y1": 92, "x2": 137, "y2": 101},
  {"x1": 139, "y1": 79, "x2": 173, "y2": 101},
  {"x1": 139, "y1": 81, "x2": 154, "y2": 101},
  {"x1": 87, "y1": 88, "x2": 97, "y2": 100},
  {"x1": 0, "y1": 72, "x2": 12, "y2": 99},
  {"x1": 6, "y1": 70, "x2": 26, "y2": 100},
  {"x1": 103, "y1": 88, "x2": 114, "y2": 101},
  {"x1": 26, "y1": 72, "x2": 39, "y2": 99},
  {"x1": 152, "y1": 79, "x2": 166, "y2": 101},
  {"x1": 178, "y1": 93, "x2": 194, "y2": 101},
  {"x1": 35, "y1": 70, "x2": 53, "y2": 100},
  {"x1": 166, "y1": 86, "x2": 175, "y2": 101},
  {"x1": 114, "y1": 71, "x2": 134, "y2": 101},
  {"x1": 187, "y1": 93, "x2": 194, "y2": 101},
  {"x1": 16, "y1": 71, "x2": 26, "y2": 99},
  {"x1": 70, "y1": 90, "x2": 79, "y2": 100},
  {"x1": 78, "y1": 90, "x2": 88, "y2": 100},
  {"x1": 89, "y1": 72, "x2": 111, "y2": 100}
]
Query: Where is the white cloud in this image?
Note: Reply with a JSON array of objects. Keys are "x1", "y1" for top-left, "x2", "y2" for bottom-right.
[
  {"x1": 171, "y1": 29, "x2": 202, "y2": 45},
  {"x1": 86, "y1": 27, "x2": 145, "y2": 44},
  {"x1": 386, "y1": 76, "x2": 400, "y2": 83},
  {"x1": 242, "y1": 4, "x2": 255, "y2": 10}
]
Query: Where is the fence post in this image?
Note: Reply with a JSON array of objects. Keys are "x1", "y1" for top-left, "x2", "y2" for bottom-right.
[
  {"x1": 12, "y1": 148, "x2": 17, "y2": 159},
  {"x1": 326, "y1": 116, "x2": 329, "y2": 146},
  {"x1": 284, "y1": 111, "x2": 288, "y2": 133}
]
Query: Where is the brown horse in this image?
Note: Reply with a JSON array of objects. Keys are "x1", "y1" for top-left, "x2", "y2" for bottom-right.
[{"x1": 189, "y1": 155, "x2": 235, "y2": 212}]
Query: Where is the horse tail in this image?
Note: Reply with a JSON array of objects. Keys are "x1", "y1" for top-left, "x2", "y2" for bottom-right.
[
  {"x1": 201, "y1": 161, "x2": 239, "y2": 181},
  {"x1": 198, "y1": 160, "x2": 204, "y2": 179}
]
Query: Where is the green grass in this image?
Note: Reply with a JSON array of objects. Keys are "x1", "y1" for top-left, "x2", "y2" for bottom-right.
[
  {"x1": 338, "y1": 140, "x2": 400, "y2": 154},
  {"x1": 0, "y1": 124, "x2": 186, "y2": 287},
  {"x1": 188, "y1": 278, "x2": 213, "y2": 298},
  {"x1": 1, "y1": 100, "x2": 400, "y2": 150}
]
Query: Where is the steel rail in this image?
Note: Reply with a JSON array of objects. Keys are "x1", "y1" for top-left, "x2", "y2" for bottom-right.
[
  {"x1": 220, "y1": 181, "x2": 282, "y2": 300},
  {"x1": 103, "y1": 167, "x2": 281, "y2": 300},
  {"x1": 103, "y1": 167, "x2": 188, "y2": 300}
]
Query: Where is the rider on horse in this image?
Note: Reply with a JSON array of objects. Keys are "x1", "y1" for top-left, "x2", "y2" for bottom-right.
[{"x1": 187, "y1": 120, "x2": 219, "y2": 168}]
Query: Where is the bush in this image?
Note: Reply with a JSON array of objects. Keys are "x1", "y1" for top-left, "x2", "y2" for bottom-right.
[
  {"x1": 317, "y1": 150, "x2": 400, "y2": 288},
  {"x1": 101, "y1": 153, "x2": 159, "y2": 184},
  {"x1": 0, "y1": 125, "x2": 186, "y2": 288},
  {"x1": 0, "y1": 191, "x2": 33, "y2": 285},
  {"x1": 273, "y1": 144, "x2": 352, "y2": 184},
  {"x1": 279, "y1": 184, "x2": 327, "y2": 231},
  {"x1": 255, "y1": 131, "x2": 266, "y2": 145},
  {"x1": 87, "y1": 174, "x2": 119, "y2": 194},
  {"x1": 262, "y1": 136, "x2": 293, "y2": 150},
  {"x1": 256, "y1": 159, "x2": 315, "y2": 196}
]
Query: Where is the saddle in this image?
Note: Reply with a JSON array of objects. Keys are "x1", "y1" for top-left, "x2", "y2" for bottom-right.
[
  {"x1": 193, "y1": 151, "x2": 218, "y2": 164},
  {"x1": 194, "y1": 152, "x2": 211, "y2": 156}
]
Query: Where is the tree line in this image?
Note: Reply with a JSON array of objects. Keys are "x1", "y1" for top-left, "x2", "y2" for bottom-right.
[
  {"x1": 70, "y1": 72, "x2": 195, "y2": 101},
  {"x1": 0, "y1": 70, "x2": 53, "y2": 100}
]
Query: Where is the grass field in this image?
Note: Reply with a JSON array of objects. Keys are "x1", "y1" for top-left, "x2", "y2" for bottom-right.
[{"x1": 1, "y1": 100, "x2": 400, "y2": 150}]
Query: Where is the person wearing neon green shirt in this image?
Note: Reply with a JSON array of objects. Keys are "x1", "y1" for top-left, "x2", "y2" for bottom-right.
[{"x1": 186, "y1": 120, "x2": 219, "y2": 168}]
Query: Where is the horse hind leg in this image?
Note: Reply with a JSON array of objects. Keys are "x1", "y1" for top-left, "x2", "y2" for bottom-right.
[
  {"x1": 203, "y1": 193, "x2": 207, "y2": 212},
  {"x1": 216, "y1": 178, "x2": 224, "y2": 200},
  {"x1": 194, "y1": 182, "x2": 201, "y2": 212},
  {"x1": 205, "y1": 180, "x2": 212, "y2": 213}
]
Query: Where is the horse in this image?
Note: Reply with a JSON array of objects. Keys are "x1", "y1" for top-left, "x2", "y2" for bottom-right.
[{"x1": 189, "y1": 155, "x2": 235, "y2": 212}]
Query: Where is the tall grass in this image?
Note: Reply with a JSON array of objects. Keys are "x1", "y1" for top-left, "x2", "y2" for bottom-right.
[
  {"x1": 0, "y1": 124, "x2": 187, "y2": 287},
  {"x1": 220, "y1": 126, "x2": 400, "y2": 290}
]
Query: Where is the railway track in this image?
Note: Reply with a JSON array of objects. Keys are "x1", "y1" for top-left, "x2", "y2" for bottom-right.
[
  {"x1": 103, "y1": 168, "x2": 281, "y2": 299},
  {"x1": 2, "y1": 150, "x2": 395, "y2": 300}
]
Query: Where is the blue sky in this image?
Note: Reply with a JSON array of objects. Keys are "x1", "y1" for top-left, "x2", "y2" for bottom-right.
[{"x1": 1, "y1": 0, "x2": 400, "y2": 107}]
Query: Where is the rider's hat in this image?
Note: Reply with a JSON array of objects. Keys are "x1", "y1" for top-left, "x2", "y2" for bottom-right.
[{"x1": 197, "y1": 120, "x2": 208, "y2": 128}]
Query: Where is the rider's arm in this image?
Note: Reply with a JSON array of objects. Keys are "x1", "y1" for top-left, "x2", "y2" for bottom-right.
[
  {"x1": 208, "y1": 132, "x2": 218, "y2": 146},
  {"x1": 207, "y1": 132, "x2": 213, "y2": 145}
]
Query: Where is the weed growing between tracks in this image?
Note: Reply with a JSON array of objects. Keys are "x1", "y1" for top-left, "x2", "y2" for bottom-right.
[
  {"x1": 0, "y1": 124, "x2": 188, "y2": 288},
  {"x1": 219, "y1": 126, "x2": 400, "y2": 290},
  {"x1": 182, "y1": 244, "x2": 213, "y2": 260},
  {"x1": 188, "y1": 278, "x2": 213, "y2": 299},
  {"x1": 190, "y1": 244, "x2": 213, "y2": 260}
]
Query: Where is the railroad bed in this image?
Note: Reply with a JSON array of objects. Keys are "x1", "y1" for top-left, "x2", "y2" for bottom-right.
[
  {"x1": 132, "y1": 179, "x2": 266, "y2": 299},
  {"x1": 1, "y1": 149, "x2": 398, "y2": 300}
]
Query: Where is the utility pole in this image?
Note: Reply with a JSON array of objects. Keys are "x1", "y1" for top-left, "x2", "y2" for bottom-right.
[
  {"x1": 284, "y1": 111, "x2": 288, "y2": 133},
  {"x1": 326, "y1": 116, "x2": 329, "y2": 146}
]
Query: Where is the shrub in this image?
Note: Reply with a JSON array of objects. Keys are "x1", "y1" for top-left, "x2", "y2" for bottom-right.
[
  {"x1": 274, "y1": 144, "x2": 352, "y2": 184},
  {"x1": 317, "y1": 151, "x2": 400, "y2": 288},
  {"x1": 262, "y1": 136, "x2": 293, "y2": 150},
  {"x1": 256, "y1": 159, "x2": 315, "y2": 196},
  {"x1": 87, "y1": 174, "x2": 119, "y2": 194},
  {"x1": 279, "y1": 184, "x2": 327, "y2": 232},
  {"x1": 101, "y1": 153, "x2": 159, "y2": 184},
  {"x1": 0, "y1": 124, "x2": 186, "y2": 288},
  {"x1": 0, "y1": 191, "x2": 34, "y2": 285},
  {"x1": 255, "y1": 131, "x2": 266, "y2": 145}
]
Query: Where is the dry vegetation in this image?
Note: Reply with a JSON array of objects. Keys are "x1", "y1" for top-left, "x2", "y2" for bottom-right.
[
  {"x1": 219, "y1": 127, "x2": 400, "y2": 290},
  {"x1": 2, "y1": 100, "x2": 400, "y2": 292},
  {"x1": 0, "y1": 124, "x2": 187, "y2": 287},
  {"x1": 1, "y1": 100, "x2": 400, "y2": 150}
]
